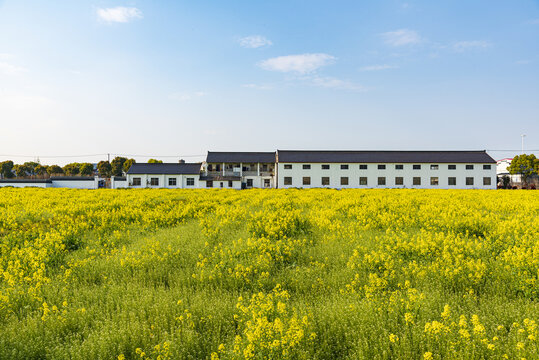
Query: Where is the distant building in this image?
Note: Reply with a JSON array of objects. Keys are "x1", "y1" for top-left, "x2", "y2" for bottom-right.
[
  {"x1": 126, "y1": 163, "x2": 202, "y2": 188},
  {"x1": 0, "y1": 176, "x2": 99, "y2": 189}
]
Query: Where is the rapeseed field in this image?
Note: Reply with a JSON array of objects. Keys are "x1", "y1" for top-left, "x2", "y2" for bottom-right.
[{"x1": 0, "y1": 188, "x2": 537, "y2": 359}]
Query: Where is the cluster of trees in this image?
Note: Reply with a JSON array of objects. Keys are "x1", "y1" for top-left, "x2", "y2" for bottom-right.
[
  {"x1": 96, "y1": 157, "x2": 136, "y2": 178},
  {"x1": 504, "y1": 153, "x2": 539, "y2": 188}
]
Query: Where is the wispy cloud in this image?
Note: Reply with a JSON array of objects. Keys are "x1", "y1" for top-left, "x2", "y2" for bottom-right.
[
  {"x1": 258, "y1": 53, "x2": 335, "y2": 74},
  {"x1": 515, "y1": 59, "x2": 531, "y2": 65},
  {"x1": 242, "y1": 83, "x2": 273, "y2": 90},
  {"x1": 0, "y1": 61, "x2": 27, "y2": 75},
  {"x1": 238, "y1": 35, "x2": 272, "y2": 49},
  {"x1": 360, "y1": 64, "x2": 398, "y2": 71},
  {"x1": 528, "y1": 18, "x2": 539, "y2": 24},
  {"x1": 97, "y1": 7, "x2": 143, "y2": 23},
  {"x1": 169, "y1": 91, "x2": 207, "y2": 101},
  {"x1": 309, "y1": 76, "x2": 365, "y2": 91},
  {"x1": 452, "y1": 40, "x2": 491, "y2": 52},
  {"x1": 381, "y1": 29, "x2": 421, "y2": 46}
]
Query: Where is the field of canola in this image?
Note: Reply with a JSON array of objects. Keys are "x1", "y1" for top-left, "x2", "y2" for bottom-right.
[{"x1": 0, "y1": 188, "x2": 537, "y2": 359}]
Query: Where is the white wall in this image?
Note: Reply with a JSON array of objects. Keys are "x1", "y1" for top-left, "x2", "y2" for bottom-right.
[
  {"x1": 127, "y1": 174, "x2": 200, "y2": 189},
  {"x1": 277, "y1": 163, "x2": 497, "y2": 189},
  {"x1": 243, "y1": 176, "x2": 274, "y2": 188},
  {"x1": 199, "y1": 179, "x2": 242, "y2": 189},
  {"x1": 52, "y1": 179, "x2": 97, "y2": 189},
  {"x1": 111, "y1": 179, "x2": 128, "y2": 189}
]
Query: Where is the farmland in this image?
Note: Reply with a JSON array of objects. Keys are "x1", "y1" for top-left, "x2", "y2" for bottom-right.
[{"x1": 0, "y1": 188, "x2": 537, "y2": 359}]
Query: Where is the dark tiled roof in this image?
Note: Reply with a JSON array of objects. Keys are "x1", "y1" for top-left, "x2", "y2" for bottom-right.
[
  {"x1": 113, "y1": 177, "x2": 126, "y2": 181},
  {"x1": 50, "y1": 176, "x2": 95, "y2": 181},
  {"x1": 0, "y1": 179, "x2": 52, "y2": 183},
  {"x1": 127, "y1": 163, "x2": 202, "y2": 175},
  {"x1": 199, "y1": 175, "x2": 242, "y2": 181},
  {"x1": 206, "y1": 152, "x2": 276, "y2": 163},
  {"x1": 277, "y1": 150, "x2": 497, "y2": 163}
]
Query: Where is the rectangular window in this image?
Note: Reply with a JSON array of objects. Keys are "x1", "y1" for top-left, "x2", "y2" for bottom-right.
[
  {"x1": 215, "y1": 164, "x2": 221, "y2": 171},
  {"x1": 340, "y1": 177, "x2": 349, "y2": 185},
  {"x1": 206, "y1": 180, "x2": 213, "y2": 188},
  {"x1": 303, "y1": 177, "x2": 311, "y2": 185},
  {"x1": 448, "y1": 165, "x2": 456, "y2": 170},
  {"x1": 284, "y1": 177, "x2": 292, "y2": 185},
  {"x1": 186, "y1": 178, "x2": 194, "y2": 186},
  {"x1": 466, "y1": 177, "x2": 474, "y2": 186},
  {"x1": 228, "y1": 180, "x2": 233, "y2": 188},
  {"x1": 378, "y1": 164, "x2": 386, "y2": 170},
  {"x1": 321, "y1": 177, "x2": 330, "y2": 186},
  {"x1": 264, "y1": 179, "x2": 270, "y2": 187},
  {"x1": 247, "y1": 179, "x2": 253, "y2": 187},
  {"x1": 430, "y1": 165, "x2": 439, "y2": 170},
  {"x1": 483, "y1": 165, "x2": 491, "y2": 170},
  {"x1": 321, "y1": 164, "x2": 330, "y2": 170},
  {"x1": 359, "y1": 177, "x2": 368, "y2": 185},
  {"x1": 395, "y1": 177, "x2": 404, "y2": 185},
  {"x1": 448, "y1": 177, "x2": 456, "y2": 186},
  {"x1": 359, "y1": 164, "x2": 368, "y2": 170},
  {"x1": 430, "y1": 177, "x2": 439, "y2": 186},
  {"x1": 150, "y1": 178, "x2": 159, "y2": 186},
  {"x1": 413, "y1": 164, "x2": 421, "y2": 170},
  {"x1": 132, "y1": 177, "x2": 141, "y2": 186},
  {"x1": 168, "y1": 178, "x2": 177, "y2": 186},
  {"x1": 413, "y1": 177, "x2": 421, "y2": 185},
  {"x1": 466, "y1": 165, "x2": 474, "y2": 170},
  {"x1": 220, "y1": 182, "x2": 224, "y2": 188},
  {"x1": 341, "y1": 164, "x2": 349, "y2": 170},
  {"x1": 378, "y1": 177, "x2": 386, "y2": 186},
  {"x1": 395, "y1": 164, "x2": 404, "y2": 170},
  {"x1": 483, "y1": 177, "x2": 491, "y2": 186},
  {"x1": 302, "y1": 164, "x2": 311, "y2": 170},
  {"x1": 284, "y1": 164, "x2": 292, "y2": 169}
]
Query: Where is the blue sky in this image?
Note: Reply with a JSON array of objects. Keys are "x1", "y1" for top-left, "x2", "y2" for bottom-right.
[{"x1": 0, "y1": 0, "x2": 538, "y2": 164}]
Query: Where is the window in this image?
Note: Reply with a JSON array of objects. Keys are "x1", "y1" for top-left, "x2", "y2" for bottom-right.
[
  {"x1": 413, "y1": 177, "x2": 421, "y2": 185},
  {"x1": 448, "y1": 165, "x2": 456, "y2": 170},
  {"x1": 413, "y1": 165, "x2": 421, "y2": 170},
  {"x1": 228, "y1": 180, "x2": 233, "y2": 188},
  {"x1": 466, "y1": 177, "x2": 474, "y2": 186},
  {"x1": 321, "y1": 177, "x2": 330, "y2": 186},
  {"x1": 430, "y1": 177, "x2": 439, "y2": 186},
  {"x1": 215, "y1": 164, "x2": 221, "y2": 171},
  {"x1": 132, "y1": 177, "x2": 141, "y2": 186},
  {"x1": 207, "y1": 164, "x2": 213, "y2": 171},
  {"x1": 168, "y1": 178, "x2": 177, "y2": 186},
  {"x1": 246, "y1": 179, "x2": 253, "y2": 187},
  {"x1": 303, "y1": 177, "x2": 311, "y2": 185},
  {"x1": 378, "y1": 177, "x2": 386, "y2": 186},
  {"x1": 483, "y1": 177, "x2": 491, "y2": 186},
  {"x1": 264, "y1": 179, "x2": 270, "y2": 187},
  {"x1": 395, "y1": 177, "x2": 404, "y2": 185},
  {"x1": 483, "y1": 165, "x2": 491, "y2": 170},
  {"x1": 206, "y1": 180, "x2": 213, "y2": 188},
  {"x1": 359, "y1": 164, "x2": 368, "y2": 170},
  {"x1": 284, "y1": 177, "x2": 292, "y2": 185},
  {"x1": 340, "y1": 177, "x2": 349, "y2": 186},
  {"x1": 150, "y1": 178, "x2": 159, "y2": 186},
  {"x1": 466, "y1": 165, "x2": 474, "y2": 170},
  {"x1": 220, "y1": 182, "x2": 224, "y2": 188},
  {"x1": 341, "y1": 164, "x2": 349, "y2": 170},
  {"x1": 186, "y1": 178, "x2": 195, "y2": 186},
  {"x1": 448, "y1": 177, "x2": 456, "y2": 186},
  {"x1": 284, "y1": 164, "x2": 292, "y2": 169},
  {"x1": 430, "y1": 165, "x2": 439, "y2": 170},
  {"x1": 321, "y1": 164, "x2": 330, "y2": 170},
  {"x1": 359, "y1": 177, "x2": 368, "y2": 185},
  {"x1": 395, "y1": 164, "x2": 404, "y2": 170},
  {"x1": 378, "y1": 164, "x2": 386, "y2": 170},
  {"x1": 302, "y1": 164, "x2": 311, "y2": 170}
]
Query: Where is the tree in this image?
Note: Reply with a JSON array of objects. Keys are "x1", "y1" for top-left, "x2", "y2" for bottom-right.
[
  {"x1": 63, "y1": 163, "x2": 80, "y2": 176},
  {"x1": 0, "y1": 161, "x2": 14, "y2": 179},
  {"x1": 35, "y1": 165, "x2": 48, "y2": 178},
  {"x1": 508, "y1": 154, "x2": 538, "y2": 186},
  {"x1": 14, "y1": 164, "x2": 29, "y2": 178},
  {"x1": 500, "y1": 175, "x2": 511, "y2": 189},
  {"x1": 47, "y1": 165, "x2": 63, "y2": 176},
  {"x1": 23, "y1": 161, "x2": 40, "y2": 177},
  {"x1": 123, "y1": 158, "x2": 136, "y2": 173},
  {"x1": 111, "y1": 157, "x2": 128, "y2": 177},
  {"x1": 97, "y1": 161, "x2": 112, "y2": 178},
  {"x1": 80, "y1": 163, "x2": 94, "y2": 176},
  {"x1": 148, "y1": 159, "x2": 163, "y2": 164}
]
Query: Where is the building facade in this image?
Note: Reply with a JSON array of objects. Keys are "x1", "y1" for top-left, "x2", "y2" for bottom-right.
[{"x1": 126, "y1": 163, "x2": 202, "y2": 188}]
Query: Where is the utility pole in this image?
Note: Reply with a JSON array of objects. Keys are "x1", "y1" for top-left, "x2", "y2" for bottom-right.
[
  {"x1": 521, "y1": 134, "x2": 526, "y2": 154},
  {"x1": 108, "y1": 153, "x2": 110, "y2": 163}
]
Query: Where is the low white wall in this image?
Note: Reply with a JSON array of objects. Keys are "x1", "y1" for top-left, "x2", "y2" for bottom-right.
[
  {"x1": 0, "y1": 182, "x2": 51, "y2": 188},
  {"x1": 52, "y1": 180, "x2": 97, "y2": 189}
]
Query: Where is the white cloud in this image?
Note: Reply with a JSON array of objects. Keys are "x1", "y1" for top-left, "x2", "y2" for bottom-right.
[
  {"x1": 238, "y1": 35, "x2": 272, "y2": 48},
  {"x1": 381, "y1": 29, "x2": 421, "y2": 46},
  {"x1": 97, "y1": 7, "x2": 143, "y2": 23},
  {"x1": 258, "y1": 53, "x2": 335, "y2": 74},
  {"x1": 452, "y1": 40, "x2": 490, "y2": 52},
  {"x1": 309, "y1": 76, "x2": 365, "y2": 91},
  {"x1": 169, "y1": 91, "x2": 207, "y2": 101},
  {"x1": 360, "y1": 64, "x2": 398, "y2": 71},
  {"x1": 0, "y1": 61, "x2": 27, "y2": 75},
  {"x1": 515, "y1": 60, "x2": 531, "y2": 65}
]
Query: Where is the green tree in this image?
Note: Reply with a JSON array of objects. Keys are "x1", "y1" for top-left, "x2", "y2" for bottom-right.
[
  {"x1": 148, "y1": 159, "x2": 163, "y2": 164},
  {"x1": 34, "y1": 165, "x2": 48, "y2": 178},
  {"x1": 23, "y1": 161, "x2": 40, "y2": 177},
  {"x1": 47, "y1": 165, "x2": 63, "y2": 176},
  {"x1": 97, "y1": 161, "x2": 112, "y2": 178},
  {"x1": 80, "y1": 163, "x2": 94, "y2": 176},
  {"x1": 123, "y1": 158, "x2": 136, "y2": 173},
  {"x1": 63, "y1": 163, "x2": 80, "y2": 176},
  {"x1": 111, "y1": 157, "x2": 128, "y2": 176},
  {"x1": 14, "y1": 164, "x2": 29, "y2": 178},
  {"x1": 0, "y1": 161, "x2": 14, "y2": 179},
  {"x1": 508, "y1": 154, "x2": 538, "y2": 186}
]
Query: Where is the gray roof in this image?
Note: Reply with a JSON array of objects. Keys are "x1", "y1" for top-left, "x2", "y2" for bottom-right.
[
  {"x1": 50, "y1": 176, "x2": 95, "y2": 181},
  {"x1": 206, "y1": 152, "x2": 276, "y2": 163},
  {"x1": 0, "y1": 179, "x2": 52, "y2": 183},
  {"x1": 127, "y1": 163, "x2": 202, "y2": 175},
  {"x1": 277, "y1": 150, "x2": 496, "y2": 163}
]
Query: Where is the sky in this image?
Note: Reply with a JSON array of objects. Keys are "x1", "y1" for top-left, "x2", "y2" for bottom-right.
[{"x1": 0, "y1": 0, "x2": 538, "y2": 165}]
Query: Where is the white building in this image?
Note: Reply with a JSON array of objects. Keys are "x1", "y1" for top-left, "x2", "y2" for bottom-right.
[
  {"x1": 126, "y1": 163, "x2": 202, "y2": 188},
  {"x1": 203, "y1": 152, "x2": 276, "y2": 189},
  {"x1": 276, "y1": 150, "x2": 497, "y2": 189},
  {"x1": 0, "y1": 179, "x2": 52, "y2": 188}
]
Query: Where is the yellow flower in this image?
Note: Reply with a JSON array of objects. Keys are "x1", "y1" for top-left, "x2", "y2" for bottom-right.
[
  {"x1": 424, "y1": 352, "x2": 433, "y2": 360},
  {"x1": 389, "y1": 334, "x2": 399, "y2": 343}
]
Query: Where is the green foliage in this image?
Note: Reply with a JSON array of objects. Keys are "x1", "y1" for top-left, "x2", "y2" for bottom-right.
[
  {"x1": 47, "y1": 165, "x2": 63, "y2": 175},
  {"x1": 79, "y1": 163, "x2": 94, "y2": 176},
  {"x1": 508, "y1": 154, "x2": 538, "y2": 184},
  {"x1": 97, "y1": 161, "x2": 112, "y2": 178},
  {"x1": 123, "y1": 158, "x2": 136, "y2": 173},
  {"x1": 111, "y1": 157, "x2": 128, "y2": 177},
  {"x1": 63, "y1": 163, "x2": 80, "y2": 176},
  {"x1": 148, "y1": 159, "x2": 163, "y2": 164},
  {"x1": 34, "y1": 165, "x2": 48, "y2": 177},
  {"x1": 0, "y1": 160, "x2": 14, "y2": 178},
  {"x1": 13, "y1": 164, "x2": 29, "y2": 177}
]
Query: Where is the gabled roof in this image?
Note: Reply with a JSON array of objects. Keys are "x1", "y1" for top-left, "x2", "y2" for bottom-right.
[
  {"x1": 0, "y1": 179, "x2": 52, "y2": 183},
  {"x1": 126, "y1": 163, "x2": 202, "y2": 175},
  {"x1": 206, "y1": 151, "x2": 276, "y2": 163},
  {"x1": 50, "y1": 176, "x2": 95, "y2": 181},
  {"x1": 277, "y1": 150, "x2": 497, "y2": 163}
]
